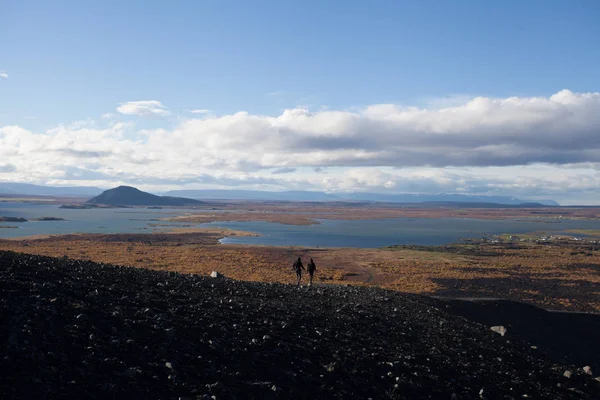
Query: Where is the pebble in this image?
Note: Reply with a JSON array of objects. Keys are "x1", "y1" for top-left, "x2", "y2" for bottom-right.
[
  {"x1": 206, "y1": 382, "x2": 224, "y2": 392},
  {"x1": 582, "y1": 366, "x2": 592, "y2": 375},
  {"x1": 123, "y1": 367, "x2": 140, "y2": 378},
  {"x1": 490, "y1": 326, "x2": 507, "y2": 336},
  {"x1": 563, "y1": 370, "x2": 572, "y2": 379}
]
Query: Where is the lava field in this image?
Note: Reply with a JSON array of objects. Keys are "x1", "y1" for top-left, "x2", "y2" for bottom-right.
[{"x1": 1, "y1": 250, "x2": 599, "y2": 399}]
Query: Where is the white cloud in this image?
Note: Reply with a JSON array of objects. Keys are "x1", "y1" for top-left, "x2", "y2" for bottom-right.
[
  {"x1": 101, "y1": 113, "x2": 116, "y2": 119},
  {"x1": 2, "y1": 90, "x2": 600, "y2": 201},
  {"x1": 188, "y1": 109, "x2": 213, "y2": 114},
  {"x1": 116, "y1": 101, "x2": 169, "y2": 117},
  {"x1": 0, "y1": 70, "x2": 8, "y2": 79}
]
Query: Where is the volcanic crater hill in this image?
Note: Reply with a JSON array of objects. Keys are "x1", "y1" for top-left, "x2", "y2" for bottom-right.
[
  {"x1": 86, "y1": 186, "x2": 203, "y2": 206},
  {"x1": 1, "y1": 251, "x2": 599, "y2": 399}
]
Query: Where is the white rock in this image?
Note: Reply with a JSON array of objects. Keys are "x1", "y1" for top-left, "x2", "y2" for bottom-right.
[
  {"x1": 210, "y1": 271, "x2": 222, "y2": 278},
  {"x1": 490, "y1": 326, "x2": 507, "y2": 336},
  {"x1": 583, "y1": 365, "x2": 592, "y2": 375},
  {"x1": 563, "y1": 370, "x2": 572, "y2": 378}
]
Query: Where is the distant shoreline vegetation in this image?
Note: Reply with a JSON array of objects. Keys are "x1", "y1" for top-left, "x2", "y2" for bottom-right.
[
  {"x1": 0, "y1": 216, "x2": 66, "y2": 222},
  {"x1": 59, "y1": 204, "x2": 124, "y2": 209}
]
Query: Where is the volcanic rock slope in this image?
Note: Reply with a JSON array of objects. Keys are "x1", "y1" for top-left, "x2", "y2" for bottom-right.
[{"x1": 1, "y1": 251, "x2": 599, "y2": 399}]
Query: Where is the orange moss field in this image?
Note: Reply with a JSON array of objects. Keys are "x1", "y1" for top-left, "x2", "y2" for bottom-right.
[{"x1": 1, "y1": 232, "x2": 599, "y2": 312}]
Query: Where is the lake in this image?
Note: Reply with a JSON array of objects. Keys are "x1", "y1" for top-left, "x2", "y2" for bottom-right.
[
  {"x1": 3, "y1": 202, "x2": 600, "y2": 247},
  {"x1": 0, "y1": 202, "x2": 193, "y2": 238},
  {"x1": 201, "y1": 218, "x2": 600, "y2": 248}
]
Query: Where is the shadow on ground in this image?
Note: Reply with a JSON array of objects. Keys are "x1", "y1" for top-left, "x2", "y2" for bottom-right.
[
  {"x1": 431, "y1": 269, "x2": 600, "y2": 312},
  {"x1": 427, "y1": 297, "x2": 600, "y2": 372}
]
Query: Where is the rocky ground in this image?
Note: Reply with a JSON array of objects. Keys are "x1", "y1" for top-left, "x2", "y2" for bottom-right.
[{"x1": 1, "y1": 251, "x2": 599, "y2": 399}]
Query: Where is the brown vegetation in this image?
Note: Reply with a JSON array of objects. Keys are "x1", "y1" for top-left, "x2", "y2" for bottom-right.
[
  {"x1": 169, "y1": 203, "x2": 600, "y2": 225},
  {"x1": 1, "y1": 233, "x2": 599, "y2": 312}
]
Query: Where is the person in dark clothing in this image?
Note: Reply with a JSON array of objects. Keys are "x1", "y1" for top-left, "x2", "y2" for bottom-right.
[
  {"x1": 292, "y1": 257, "x2": 305, "y2": 287},
  {"x1": 307, "y1": 258, "x2": 317, "y2": 286}
]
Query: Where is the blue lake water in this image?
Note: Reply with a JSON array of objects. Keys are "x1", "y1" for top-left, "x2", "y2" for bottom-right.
[
  {"x1": 203, "y1": 217, "x2": 600, "y2": 248},
  {"x1": 3, "y1": 202, "x2": 600, "y2": 247},
  {"x1": 0, "y1": 202, "x2": 193, "y2": 238}
]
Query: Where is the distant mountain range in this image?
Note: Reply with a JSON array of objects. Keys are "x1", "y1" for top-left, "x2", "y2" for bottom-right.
[
  {"x1": 164, "y1": 189, "x2": 560, "y2": 206},
  {"x1": 86, "y1": 186, "x2": 203, "y2": 206},
  {"x1": 0, "y1": 182, "x2": 103, "y2": 197},
  {"x1": 0, "y1": 182, "x2": 560, "y2": 206}
]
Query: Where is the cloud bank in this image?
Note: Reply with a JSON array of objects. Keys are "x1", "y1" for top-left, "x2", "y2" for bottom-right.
[
  {"x1": 2, "y1": 90, "x2": 600, "y2": 202},
  {"x1": 0, "y1": 70, "x2": 8, "y2": 79}
]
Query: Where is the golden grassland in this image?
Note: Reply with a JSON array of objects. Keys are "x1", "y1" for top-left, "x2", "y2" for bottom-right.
[
  {"x1": 1, "y1": 233, "x2": 599, "y2": 312},
  {"x1": 167, "y1": 204, "x2": 600, "y2": 225}
]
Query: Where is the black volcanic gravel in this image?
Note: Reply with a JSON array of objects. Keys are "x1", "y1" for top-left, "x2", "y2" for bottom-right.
[{"x1": 1, "y1": 251, "x2": 599, "y2": 399}]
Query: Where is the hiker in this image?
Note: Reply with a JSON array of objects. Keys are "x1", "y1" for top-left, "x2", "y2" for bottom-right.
[
  {"x1": 307, "y1": 258, "x2": 317, "y2": 286},
  {"x1": 292, "y1": 257, "x2": 305, "y2": 287}
]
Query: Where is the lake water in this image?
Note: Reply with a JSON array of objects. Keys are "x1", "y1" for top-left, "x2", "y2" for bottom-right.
[
  {"x1": 0, "y1": 202, "x2": 193, "y2": 238},
  {"x1": 204, "y1": 217, "x2": 600, "y2": 248},
  {"x1": 3, "y1": 202, "x2": 600, "y2": 247}
]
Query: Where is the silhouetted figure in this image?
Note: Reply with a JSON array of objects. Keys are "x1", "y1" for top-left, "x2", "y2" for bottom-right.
[
  {"x1": 292, "y1": 257, "x2": 305, "y2": 287},
  {"x1": 307, "y1": 258, "x2": 317, "y2": 286}
]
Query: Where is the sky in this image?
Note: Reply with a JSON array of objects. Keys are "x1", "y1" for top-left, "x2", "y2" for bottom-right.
[{"x1": 1, "y1": 0, "x2": 600, "y2": 204}]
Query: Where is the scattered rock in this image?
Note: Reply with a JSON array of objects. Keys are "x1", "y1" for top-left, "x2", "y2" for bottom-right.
[
  {"x1": 206, "y1": 382, "x2": 224, "y2": 392},
  {"x1": 209, "y1": 271, "x2": 222, "y2": 278},
  {"x1": 1, "y1": 251, "x2": 599, "y2": 399},
  {"x1": 583, "y1": 366, "x2": 592, "y2": 375},
  {"x1": 564, "y1": 370, "x2": 572, "y2": 378}
]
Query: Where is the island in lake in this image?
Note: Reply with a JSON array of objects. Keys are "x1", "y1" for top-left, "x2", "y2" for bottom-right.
[{"x1": 0, "y1": 217, "x2": 27, "y2": 222}]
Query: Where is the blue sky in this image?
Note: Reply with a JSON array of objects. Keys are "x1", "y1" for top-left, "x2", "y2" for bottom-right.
[{"x1": 1, "y1": 0, "x2": 600, "y2": 203}]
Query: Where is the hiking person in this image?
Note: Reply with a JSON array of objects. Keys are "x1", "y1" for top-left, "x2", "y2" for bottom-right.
[
  {"x1": 307, "y1": 258, "x2": 317, "y2": 286},
  {"x1": 292, "y1": 257, "x2": 305, "y2": 287}
]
